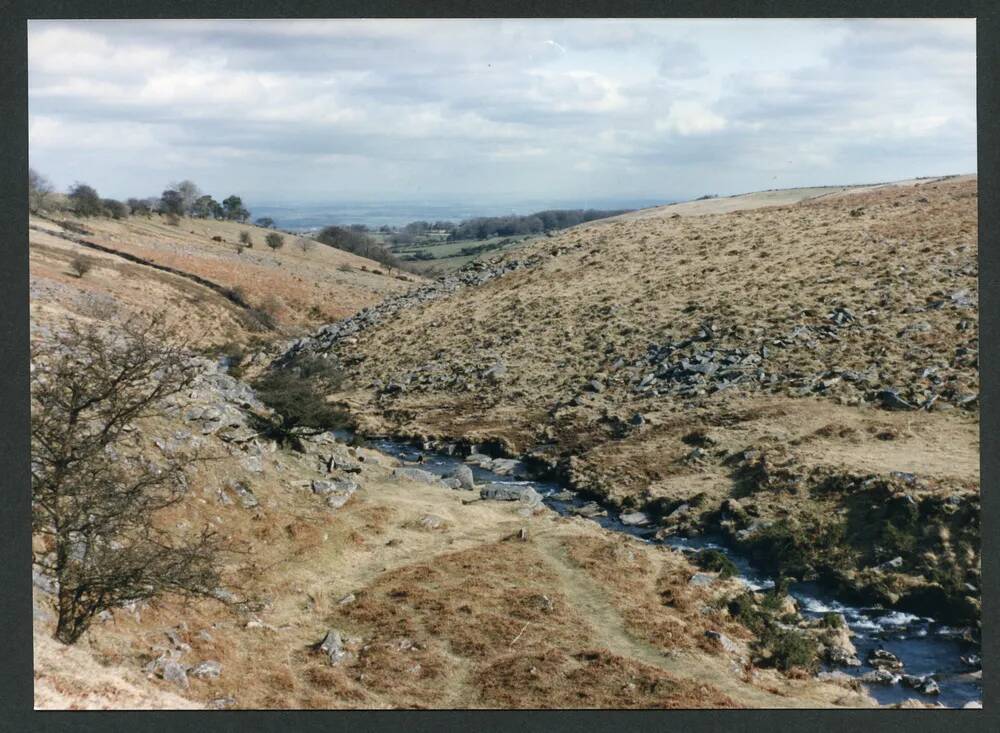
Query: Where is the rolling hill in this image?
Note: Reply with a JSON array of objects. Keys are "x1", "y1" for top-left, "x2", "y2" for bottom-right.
[
  {"x1": 283, "y1": 175, "x2": 980, "y2": 626},
  {"x1": 29, "y1": 212, "x2": 420, "y2": 352}
]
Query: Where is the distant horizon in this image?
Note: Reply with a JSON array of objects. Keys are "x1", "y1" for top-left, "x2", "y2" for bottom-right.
[
  {"x1": 29, "y1": 169, "x2": 975, "y2": 231},
  {"x1": 243, "y1": 169, "x2": 977, "y2": 229},
  {"x1": 246, "y1": 169, "x2": 975, "y2": 207},
  {"x1": 245, "y1": 195, "x2": 668, "y2": 228},
  {"x1": 28, "y1": 165, "x2": 975, "y2": 232}
]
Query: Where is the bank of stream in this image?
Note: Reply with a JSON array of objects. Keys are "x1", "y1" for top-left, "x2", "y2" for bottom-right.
[{"x1": 361, "y1": 435, "x2": 981, "y2": 709}]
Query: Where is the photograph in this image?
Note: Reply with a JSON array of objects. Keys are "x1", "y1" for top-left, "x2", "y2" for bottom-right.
[{"x1": 26, "y1": 17, "x2": 980, "y2": 710}]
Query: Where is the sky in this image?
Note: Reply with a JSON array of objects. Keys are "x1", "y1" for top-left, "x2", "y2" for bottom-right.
[{"x1": 28, "y1": 18, "x2": 976, "y2": 208}]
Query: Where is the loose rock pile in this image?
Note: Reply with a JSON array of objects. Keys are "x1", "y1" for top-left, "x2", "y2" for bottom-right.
[
  {"x1": 602, "y1": 311, "x2": 977, "y2": 410},
  {"x1": 277, "y1": 254, "x2": 545, "y2": 366}
]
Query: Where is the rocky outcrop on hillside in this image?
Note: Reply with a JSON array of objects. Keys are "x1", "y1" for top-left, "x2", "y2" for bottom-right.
[
  {"x1": 277, "y1": 253, "x2": 547, "y2": 366},
  {"x1": 279, "y1": 180, "x2": 978, "y2": 420}
]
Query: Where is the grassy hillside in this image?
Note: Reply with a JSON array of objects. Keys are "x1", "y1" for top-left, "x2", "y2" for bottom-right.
[
  {"x1": 29, "y1": 212, "x2": 420, "y2": 351},
  {"x1": 288, "y1": 175, "x2": 980, "y2": 625}
]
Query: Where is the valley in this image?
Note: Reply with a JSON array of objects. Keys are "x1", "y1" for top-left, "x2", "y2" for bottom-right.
[{"x1": 30, "y1": 175, "x2": 980, "y2": 710}]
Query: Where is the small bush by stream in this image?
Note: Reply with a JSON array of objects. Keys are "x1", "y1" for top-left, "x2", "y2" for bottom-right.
[
  {"x1": 252, "y1": 354, "x2": 350, "y2": 449},
  {"x1": 726, "y1": 583, "x2": 820, "y2": 672}
]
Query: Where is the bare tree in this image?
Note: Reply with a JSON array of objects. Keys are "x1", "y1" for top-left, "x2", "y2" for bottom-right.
[
  {"x1": 31, "y1": 316, "x2": 227, "y2": 644},
  {"x1": 29, "y1": 168, "x2": 55, "y2": 214},
  {"x1": 170, "y1": 180, "x2": 202, "y2": 215},
  {"x1": 127, "y1": 198, "x2": 152, "y2": 217},
  {"x1": 295, "y1": 236, "x2": 315, "y2": 254}
]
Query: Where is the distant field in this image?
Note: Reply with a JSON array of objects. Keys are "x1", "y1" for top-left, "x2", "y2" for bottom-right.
[{"x1": 392, "y1": 234, "x2": 543, "y2": 273}]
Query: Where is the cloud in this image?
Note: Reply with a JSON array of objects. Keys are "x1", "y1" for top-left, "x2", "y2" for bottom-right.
[
  {"x1": 656, "y1": 101, "x2": 727, "y2": 136},
  {"x1": 27, "y1": 19, "x2": 976, "y2": 204},
  {"x1": 657, "y1": 39, "x2": 709, "y2": 79}
]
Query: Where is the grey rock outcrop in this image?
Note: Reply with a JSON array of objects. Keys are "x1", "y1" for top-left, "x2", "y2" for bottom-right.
[
  {"x1": 190, "y1": 660, "x2": 222, "y2": 679},
  {"x1": 704, "y1": 630, "x2": 741, "y2": 656},
  {"x1": 311, "y1": 478, "x2": 359, "y2": 509},
  {"x1": 392, "y1": 467, "x2": 444, "y2": 485},
  {"x1": 480, "y1": 483, "x2": 542, "y2": 505},
  {"x1": 450, "y1": 464, "x2": 476, "y2": 490},
  {"x1": 275, "y1": 253, "x2": 547, "y2": 369},
  {"x1": 317, "y1": 629, "x2": 349, "y2": 665}
]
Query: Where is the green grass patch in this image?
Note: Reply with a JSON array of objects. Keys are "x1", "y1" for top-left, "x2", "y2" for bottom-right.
[{"x1": 695, "y1": 549, "x2": 738, "y2": 579}]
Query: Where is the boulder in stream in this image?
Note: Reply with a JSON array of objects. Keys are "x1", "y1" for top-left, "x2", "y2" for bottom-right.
[
  {"x1": 570, "y1": 501, "x2": 607, "y2": 519},
  {"x1": 619, "y1": 511, "x2": 650, "y2": 526},
  {"x1": 860, "y1": 668, "x2": 900, "y2": 685},
  {"x1": 490, "y1": 458, "x2": 529, "y2": 478},
  {"x1": 902, "y1": 675, "x2": 941, "y2": 696},
  {"x1": 449, "y1": 464, "x2": 475, "y2": 490},
  {"x1": 867, "y1": 647, "x2": 904, "y2": 671}
]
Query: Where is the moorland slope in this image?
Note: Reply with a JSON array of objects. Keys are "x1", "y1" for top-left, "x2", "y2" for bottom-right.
[{"x1": 284, "y1": 175, "x2": 980, "y2": 625}]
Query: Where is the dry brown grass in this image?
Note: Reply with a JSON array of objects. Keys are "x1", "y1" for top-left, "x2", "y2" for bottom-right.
[
  {"x1": 336, "y1": 178, "x2": 978, "y2": 457},
  {"x1": 474, "y1": 647, "x2": 738, "y2": 709},
  {"x1": 33, "y1": 426, "x2": 874, "y2": 709},
  {"x1": 29, "y1": 213, "x2": 419, "y2": 350}
]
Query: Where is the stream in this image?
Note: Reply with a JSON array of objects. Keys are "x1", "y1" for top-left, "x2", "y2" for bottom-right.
[{"x1": 362, "y1": 436, "x2": 982, "y2": 709}]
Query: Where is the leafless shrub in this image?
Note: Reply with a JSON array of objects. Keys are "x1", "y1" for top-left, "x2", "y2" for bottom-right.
[
  {"x1": 31, "y1": 315, "x2": 229, "y2": 644},
  {"x1": 79, "y1": 296, "x2": 118, "y2": 320},
  {"x1": 69, "y1": 253, "x2": 95, "y2": 278},
  {"x1": 259, "y1": 294, "x2": 281, "y2": 316},
  {"x1": 245, "y1": 294, "x2": 281, "y2": 331}
]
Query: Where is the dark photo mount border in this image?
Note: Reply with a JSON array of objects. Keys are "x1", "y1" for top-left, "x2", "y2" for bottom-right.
[{"x1": 0, "y1": 2, "x2": 995, "y2": 731}]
